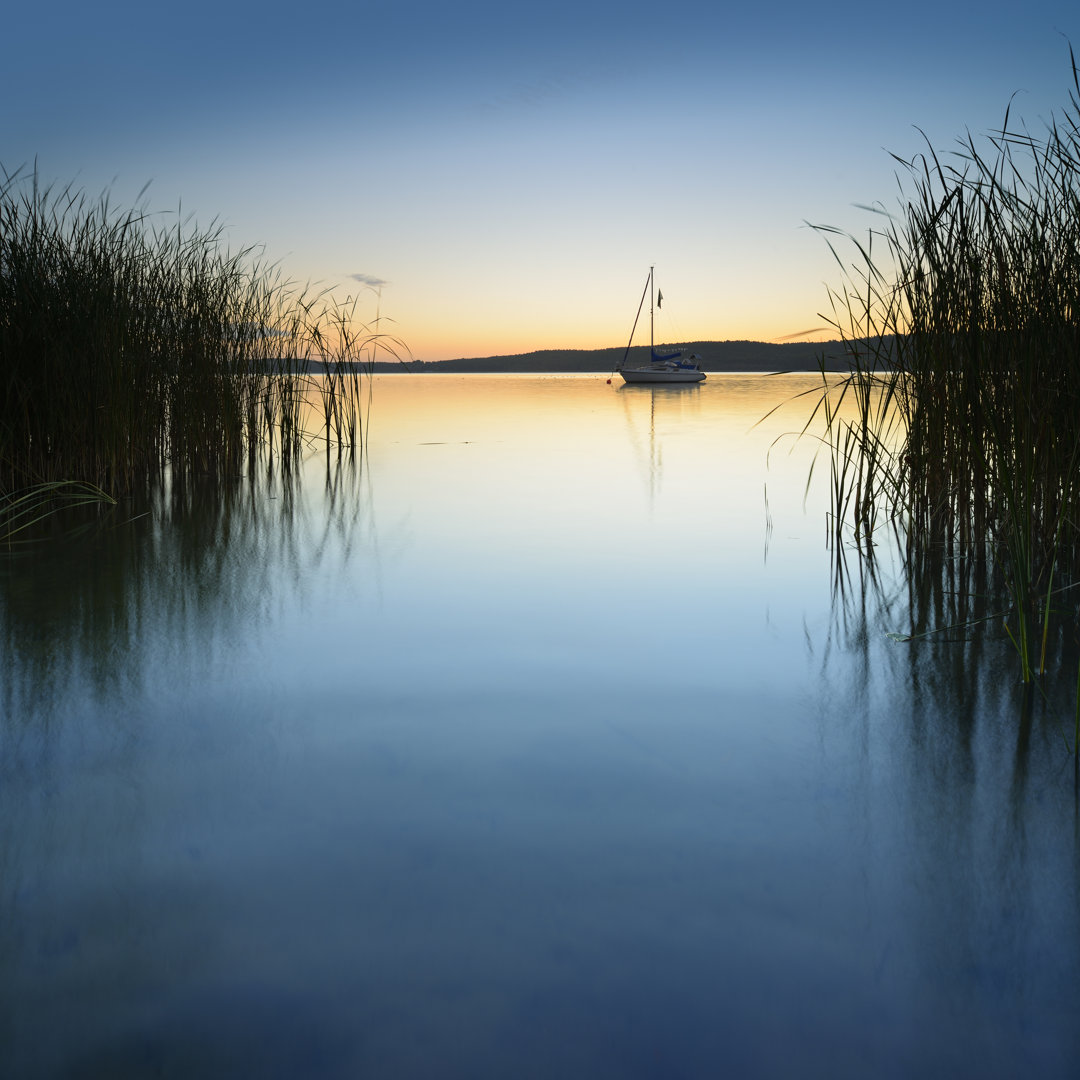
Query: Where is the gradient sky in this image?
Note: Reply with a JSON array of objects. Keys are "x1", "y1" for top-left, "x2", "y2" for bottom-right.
[{"x1": 4, "y1": 1, "x2": 1077, "y2": 360}]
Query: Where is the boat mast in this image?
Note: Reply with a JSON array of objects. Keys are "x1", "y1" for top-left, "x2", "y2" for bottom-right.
[{"x1": 649, "y1": 265, "x2": 655, "y2": 355}]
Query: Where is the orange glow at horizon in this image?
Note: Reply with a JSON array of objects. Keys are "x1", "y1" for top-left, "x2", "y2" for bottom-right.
[
  {"x1": 330, "y1": 272, "x2": 845, "y2": 363},
  {"x1": 400, "y1": 320, "x2": 841, "y2": 363}
]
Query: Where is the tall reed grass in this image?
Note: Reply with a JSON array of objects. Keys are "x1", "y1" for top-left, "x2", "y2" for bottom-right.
[
  {"x1": 811, "y1": 50, "x2": 1080, "y2": 715},
  {"x1": 0, "y1": 165, "x2": 407, "y2": 515}
]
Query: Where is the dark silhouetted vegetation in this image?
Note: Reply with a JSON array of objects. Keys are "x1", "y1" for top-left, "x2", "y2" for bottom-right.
[
  {"x1": 812, "y1": 48, "x2": 1080, "y2": 741},
  {"x1": 0, "y1": 166, "x2": 407, "y2": 533}
]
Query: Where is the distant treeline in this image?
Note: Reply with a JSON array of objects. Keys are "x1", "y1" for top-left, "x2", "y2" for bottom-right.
[{"x1": 363, "y1": 339, "x2": 852, "y2": 374}]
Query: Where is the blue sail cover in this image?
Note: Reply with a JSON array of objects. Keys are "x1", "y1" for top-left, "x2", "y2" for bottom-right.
[{"x1": 651, "y1": 348, "x2": 683, "y2": 363}]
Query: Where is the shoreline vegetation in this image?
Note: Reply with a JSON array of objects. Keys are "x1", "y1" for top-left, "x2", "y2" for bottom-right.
[
  {"x1": 814, "y1": 48, "x2": 1080, "y2": 738},
  {"x1": 0, "y1": 164, "x2": 406, "y2": 522}
]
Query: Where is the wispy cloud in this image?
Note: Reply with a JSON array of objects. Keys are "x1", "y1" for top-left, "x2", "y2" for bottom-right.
[
  {"x1": 477, "y1": 65, "x2": 592, "y2": 114},
  {"x1": 350, "y1": 272, "x2": 389, "y2": 288}
]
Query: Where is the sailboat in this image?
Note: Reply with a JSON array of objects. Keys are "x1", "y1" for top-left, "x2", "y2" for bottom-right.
[{"x1": 617, "y1": 267, "x2": 706, "y2": 384}]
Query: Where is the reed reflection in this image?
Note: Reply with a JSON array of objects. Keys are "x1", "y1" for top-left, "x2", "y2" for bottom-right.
[
  {"x1": 0, "y1": 451, "x2": 374, "y2": 731},
  {"x1": 0, "y1": 448, "x2": 384, "y2": 1073},
  {"x1": 825, "y1": 535, "x2": 1080, "y2": 855},
  {"x1": 817, "y1": 538, "x2": 1080, "y2": 1064}
]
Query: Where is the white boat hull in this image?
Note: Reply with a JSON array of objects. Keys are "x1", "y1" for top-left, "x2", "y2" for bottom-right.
[{"x1": 619, "y1": 367, "x2": 706, "y2": 384}]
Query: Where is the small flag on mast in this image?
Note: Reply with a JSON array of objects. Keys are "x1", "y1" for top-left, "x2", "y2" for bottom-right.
[{"x1": 657, "y1": 290, "x2": 663, "y2": 309}]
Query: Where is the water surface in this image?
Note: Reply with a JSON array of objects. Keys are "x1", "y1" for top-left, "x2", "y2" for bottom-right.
[{"x1": 2, "y1": 374, "x2": 1078, "y2": 1078}]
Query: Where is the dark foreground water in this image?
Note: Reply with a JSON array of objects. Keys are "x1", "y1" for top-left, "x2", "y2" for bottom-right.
[{"x1": 2, "y1": 375, "x2": 1078, "y2": 1078}]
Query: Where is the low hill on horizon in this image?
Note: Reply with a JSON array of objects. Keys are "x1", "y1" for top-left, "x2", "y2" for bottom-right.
[{"x1": 369, "y1": 339, "x2": 852, "y2": 373}]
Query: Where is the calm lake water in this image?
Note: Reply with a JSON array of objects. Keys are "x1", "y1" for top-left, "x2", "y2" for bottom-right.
[{"x1": 2, "y1": 374, "x2": 1078, "y2": 1078}]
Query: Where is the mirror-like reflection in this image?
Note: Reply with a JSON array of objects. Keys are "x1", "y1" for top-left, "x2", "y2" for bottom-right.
[
  {"x1": 1, "y1": 453, "x2": 373, "y2": 721},
  {"x1": 2, "y1": 375, "x2": 1077, "y2": 1079}
]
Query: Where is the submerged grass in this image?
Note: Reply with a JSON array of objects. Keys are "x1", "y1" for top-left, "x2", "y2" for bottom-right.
[
  {"x1": 0, "y1": 480, "x2": 116, "y2": 541},
  {"x1": 0, "y1": 165, "x2": 407, "y2": 518},
  {"x1": 811, "y1": 48, "x2": 1080, "y2": 737}
]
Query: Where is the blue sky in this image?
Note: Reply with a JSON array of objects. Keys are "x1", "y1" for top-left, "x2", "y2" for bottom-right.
[{"x1": 5, "y1": 1, "x2": 1078, "y2": 359}]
